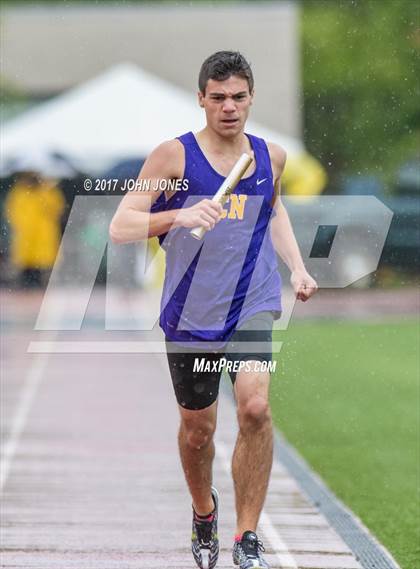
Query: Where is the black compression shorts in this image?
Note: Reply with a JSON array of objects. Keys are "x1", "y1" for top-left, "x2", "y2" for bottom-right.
[{"x1": 165, "y1": 311, "x2": 276, "y2": 410}]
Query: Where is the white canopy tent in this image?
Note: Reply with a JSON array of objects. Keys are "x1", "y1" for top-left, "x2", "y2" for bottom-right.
[{"x1": 1, "y1": 63, "x2": 304, "y2": 176}]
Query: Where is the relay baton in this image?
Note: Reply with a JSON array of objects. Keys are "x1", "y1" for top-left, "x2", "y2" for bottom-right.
[{"x1": 190, "y1": 153, "x2": 253, "y2": 240}]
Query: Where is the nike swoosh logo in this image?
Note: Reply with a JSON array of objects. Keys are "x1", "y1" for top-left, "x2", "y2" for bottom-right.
[{"x1": 256, "y1": 178, "x2": 267, "y2": 186}]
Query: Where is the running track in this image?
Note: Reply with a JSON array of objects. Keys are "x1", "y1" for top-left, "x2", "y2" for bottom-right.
[{"x1": 1, "y1": 288, "x2": 407, "y2": 568}]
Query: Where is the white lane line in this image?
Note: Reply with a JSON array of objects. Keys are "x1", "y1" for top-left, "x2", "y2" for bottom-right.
[
  {"x1": 0, "y1": 351, "x2": 51, "y2": 493},
  {"x1": 216, "y1": 440, "x2": 298, "y2": 569}
]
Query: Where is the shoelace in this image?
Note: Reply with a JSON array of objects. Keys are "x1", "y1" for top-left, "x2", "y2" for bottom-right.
[
  {"x1": 195, "y1": 519, "x2": 213, "y2": 546},
  {"x1": 241, "y1": 537, "x2": 266, "y2": 557}
]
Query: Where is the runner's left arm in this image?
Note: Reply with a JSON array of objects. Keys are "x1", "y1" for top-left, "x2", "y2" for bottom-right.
[{"x1": 268, "y1": 143, "x2": 318, "y2": 302}]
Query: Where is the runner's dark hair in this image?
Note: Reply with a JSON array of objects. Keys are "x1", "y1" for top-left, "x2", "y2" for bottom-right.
[{"x1": 199, "y1": 51, "x2": 254, "y2": 94}]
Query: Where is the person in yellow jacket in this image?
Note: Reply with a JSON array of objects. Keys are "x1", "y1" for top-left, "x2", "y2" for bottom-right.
[{"x1": 5, "y1": 172, "x2": 65, "y2": 287}]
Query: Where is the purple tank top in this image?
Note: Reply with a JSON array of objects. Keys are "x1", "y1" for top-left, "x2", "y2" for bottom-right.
[{"x1": 154, "y1": 131, "x2": 282, "y2": 348}]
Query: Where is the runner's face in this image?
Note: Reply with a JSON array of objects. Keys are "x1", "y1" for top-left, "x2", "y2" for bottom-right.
[{"x1": 198, "y1": 76, "x2": 253, "y2": 137}]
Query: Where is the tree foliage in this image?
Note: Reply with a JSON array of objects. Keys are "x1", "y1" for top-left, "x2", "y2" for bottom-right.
[{"x1": 302, "y1": 0, "x2": 419, "y2": 190}]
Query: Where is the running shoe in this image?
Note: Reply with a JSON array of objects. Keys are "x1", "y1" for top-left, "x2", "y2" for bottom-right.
[
  {"x1": 191, "y1": 486, "x2": 219, "y2": 569},
  {"x1": 232, "y1": 530, "x2": 270, "y2": 569}
]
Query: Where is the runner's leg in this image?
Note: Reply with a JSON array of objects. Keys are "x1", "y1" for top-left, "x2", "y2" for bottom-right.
[
  {"x1": 225, "y1": 312, "x2": 275, "y2": 536},
  {"x1": 178, "y1": 401, "x2": 218, "y2": 515},
  {"x1": 166, "y1": 340, "x2": 223, "y2": 515},
  {"x1": 232, "y1": 366, "x2": 273, "y2": 535}
]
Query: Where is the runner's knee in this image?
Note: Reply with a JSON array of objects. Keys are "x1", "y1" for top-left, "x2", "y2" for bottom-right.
[
  {"x1": 237, "y1": 395, "x2": 271, "y2": 431},
  {"x1": 181, "y1": 418, "x2": 216, "y2": 450}
]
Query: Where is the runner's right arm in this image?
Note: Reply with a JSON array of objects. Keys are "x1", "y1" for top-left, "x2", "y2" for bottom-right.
[{"x1": 109, "y1": 140, "x2": 222, "y2": 244}]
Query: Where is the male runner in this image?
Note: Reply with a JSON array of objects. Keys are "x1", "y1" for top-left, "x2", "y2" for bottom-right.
[{"x1": 110, "y1": 51, "x2": 318, "y2": 569}]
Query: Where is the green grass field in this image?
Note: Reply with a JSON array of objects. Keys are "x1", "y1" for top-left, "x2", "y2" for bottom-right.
[{"x1": 271, "y1": 318, "x2": 419, "y2": 569}]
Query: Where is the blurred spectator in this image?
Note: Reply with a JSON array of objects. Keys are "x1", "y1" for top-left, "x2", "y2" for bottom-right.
[{"x1": 5, "y1": 172, "x2": 65, "y2": 288}]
